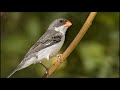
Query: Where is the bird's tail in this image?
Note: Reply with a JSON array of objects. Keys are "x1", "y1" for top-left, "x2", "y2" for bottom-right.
[
  {"x1": 7, "y1": 58, "x2": 26, "y2": 78},
  {"x1": 7, "y1": 69, "x2": 17, "y2": 78}
]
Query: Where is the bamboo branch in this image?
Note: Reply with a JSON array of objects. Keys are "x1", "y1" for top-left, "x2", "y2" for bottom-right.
[{"x1": 43, "y1": 12, "x2": 97, "y2": 78}]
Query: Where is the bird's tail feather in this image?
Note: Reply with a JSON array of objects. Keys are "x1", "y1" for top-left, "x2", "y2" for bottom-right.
[
  {"x1": 7, "y1": 59, "x2": 26, "y2": 78},
  {"x1": 7, "y1": 70, "x2": 17, "y2": 78}
]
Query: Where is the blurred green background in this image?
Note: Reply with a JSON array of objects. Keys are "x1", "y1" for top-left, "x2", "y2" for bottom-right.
[{"x1": 1, "y1": 12, "x2": 119, "y2": 78}]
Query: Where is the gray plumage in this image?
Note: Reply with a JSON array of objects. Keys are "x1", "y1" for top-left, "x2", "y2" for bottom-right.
[
  {"x1": 25, "y1": 30, "x2": 63, "y2": 58},
  {"x1": 7, "y1": 18, "x2": 71, "y2": 78},
  {"x1": 48, "y1": 18, "x2": 67, "y2": 30}
]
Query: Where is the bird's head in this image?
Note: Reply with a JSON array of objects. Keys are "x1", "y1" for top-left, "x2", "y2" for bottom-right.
[{"x1": 48, "y1": 18, "x2": 72, "y2": 34}]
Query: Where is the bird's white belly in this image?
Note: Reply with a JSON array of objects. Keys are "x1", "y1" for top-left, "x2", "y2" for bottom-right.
[
  {"x1": 36, "y1": 37, "x2": 65, "y2": 63},
  {"x1": 21, "y1": 42, "x2": 63, "y2": 68}
]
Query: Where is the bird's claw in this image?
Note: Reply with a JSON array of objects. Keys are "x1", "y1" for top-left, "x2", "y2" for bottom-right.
[
  {"x1": 57, "y1": 54, "x2": 63, "y2": 63},
  {"x1": 57, "y1": 54, "x2": 62, "y2": 58}
]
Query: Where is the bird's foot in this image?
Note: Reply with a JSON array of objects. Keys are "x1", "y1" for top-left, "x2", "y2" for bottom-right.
[{"x1": 57, "y1": 54, "x2": 63, "y2": 63}]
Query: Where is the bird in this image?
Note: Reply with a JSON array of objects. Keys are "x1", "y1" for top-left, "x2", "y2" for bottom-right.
[{"x1": 7, "y1": 18, "x2": 72, "y2": 78}]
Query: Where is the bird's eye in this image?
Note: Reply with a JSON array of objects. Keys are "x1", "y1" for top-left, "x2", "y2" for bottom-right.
[{"x1": 59, "y1": 20, "x2": 63, "y2": 23}]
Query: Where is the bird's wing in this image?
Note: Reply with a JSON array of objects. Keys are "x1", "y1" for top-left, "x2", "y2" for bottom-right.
[{"x1": 24, "y1": 30, "x2": 63, "y2": 58}]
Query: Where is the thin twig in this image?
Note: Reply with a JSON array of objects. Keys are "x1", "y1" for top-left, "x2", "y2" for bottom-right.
[{"x1": 43, "y1": 12, "x2": 97, "y2": 78}]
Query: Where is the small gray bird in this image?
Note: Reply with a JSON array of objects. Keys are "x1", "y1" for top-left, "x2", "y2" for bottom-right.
[{"x1": 7, "y1": 18, "x2": 72, "y2": 78}]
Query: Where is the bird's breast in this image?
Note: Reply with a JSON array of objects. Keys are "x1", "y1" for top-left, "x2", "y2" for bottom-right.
[{"x1": 36, "y1": 35, "x2": 65, "y2": 62}]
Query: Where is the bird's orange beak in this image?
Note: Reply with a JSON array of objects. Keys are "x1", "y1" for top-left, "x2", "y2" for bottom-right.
[{"x1": 65, "y1": 21, "x2": 72, "y2": 27}]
